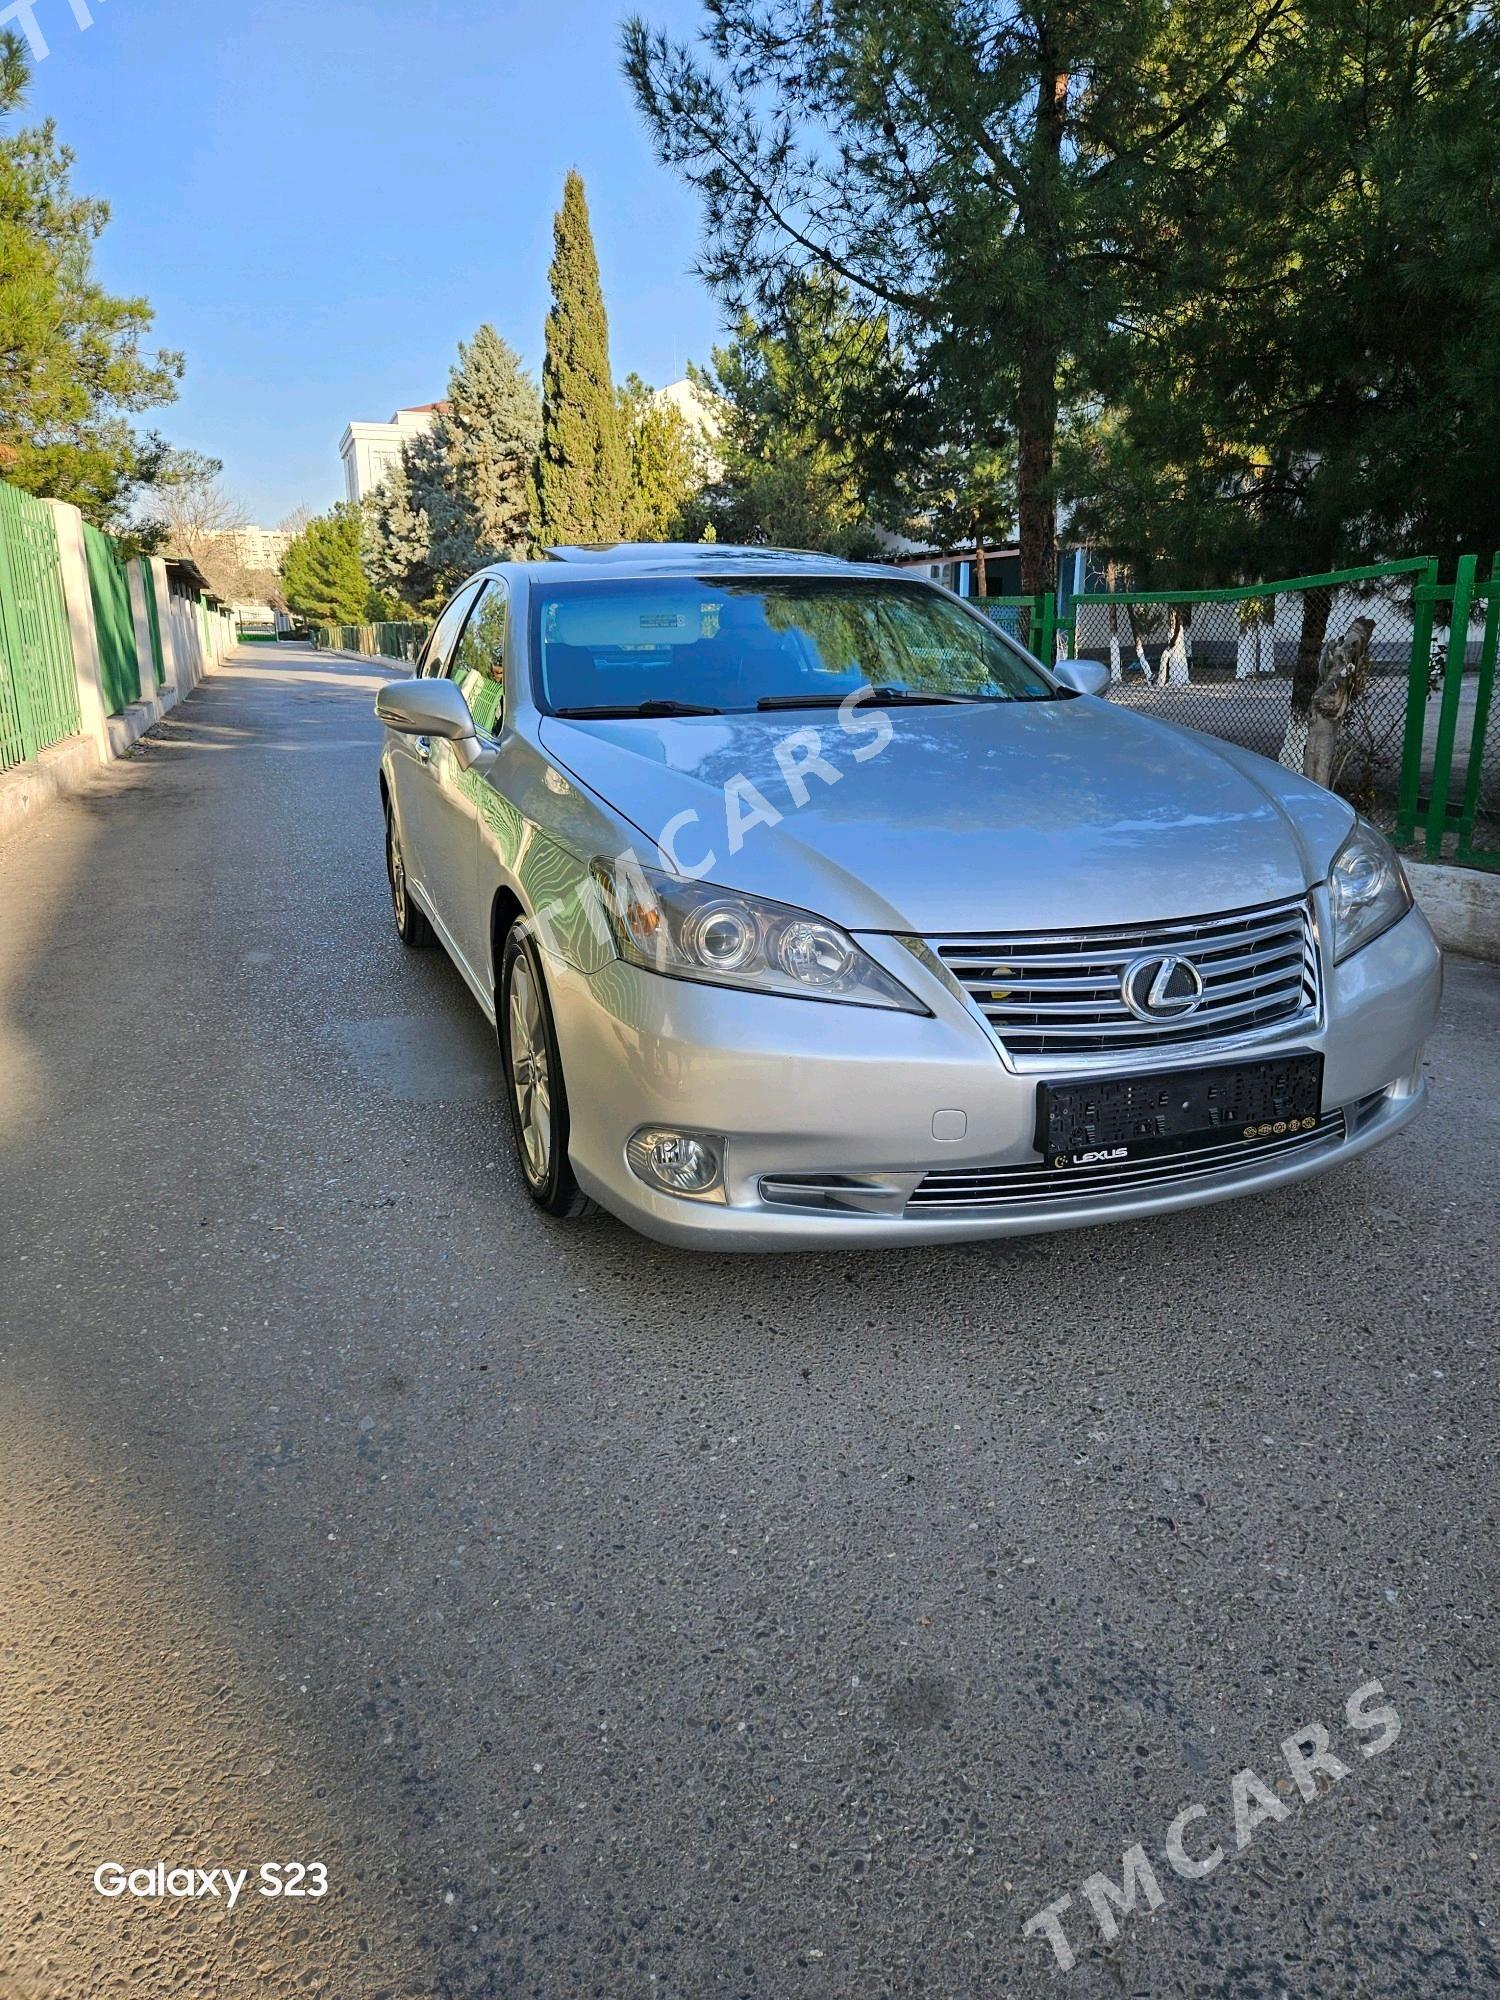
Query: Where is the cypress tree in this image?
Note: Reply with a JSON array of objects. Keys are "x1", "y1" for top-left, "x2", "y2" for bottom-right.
[{"x1": 537, "y1": 171, "x2": 629, "y2": 543}]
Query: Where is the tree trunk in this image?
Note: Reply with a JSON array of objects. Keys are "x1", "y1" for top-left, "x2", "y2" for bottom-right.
[
  {"x1": 974, "y1": 513, "x2": 988, "y2": 601},
  {"x1": 1291, "y1": 590, "x2": 1332, "y2": 717},
  {"x1": 1160, "y1": 606, "x2": 1191, "y2": 686},
  {"x1": 1126, "y1": 601, "x2": 1150, "y2": 677},
  {"x1": 1016, "y1": 53, "x2": 1066, "y2": 600},
  {"x1": 1017, "y1": 332, "x2": 1059, "y2": 599}
]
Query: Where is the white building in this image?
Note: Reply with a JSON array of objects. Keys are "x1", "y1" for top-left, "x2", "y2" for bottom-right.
[
  {"x1": 229, "y1": 525, "x2": 293, "y2": 573},
  {"x1": 339, "y1": 404, "x2": 445, "y2": 505},
  {"x1": 657, "y1": 377, "x2": 723, "y2": 479}
]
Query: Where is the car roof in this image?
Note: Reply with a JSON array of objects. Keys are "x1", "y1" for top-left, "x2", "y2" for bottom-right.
[{"x1": 480, "y1": 543, "x2": 909, "y2": 586}]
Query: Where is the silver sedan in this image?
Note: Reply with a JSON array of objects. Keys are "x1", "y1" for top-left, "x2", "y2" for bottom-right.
[{"x1": 375, "y1": 545, "x2": 1440, "y2": 1249}]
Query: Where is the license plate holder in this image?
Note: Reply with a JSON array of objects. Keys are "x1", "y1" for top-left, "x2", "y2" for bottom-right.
[{"x1": 1036, "y1": 1053, "x2": 1325, "y2": 1169}]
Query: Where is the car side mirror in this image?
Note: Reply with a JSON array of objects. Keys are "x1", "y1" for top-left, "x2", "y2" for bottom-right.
[
  {"x1": 1052, "y1": 657, "x2": 1111, "y2": 698},
  {"x1": 375, "y1": 677, "x2": 481, "y2": 754}
]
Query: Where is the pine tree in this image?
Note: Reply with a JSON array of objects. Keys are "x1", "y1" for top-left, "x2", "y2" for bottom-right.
[
  {"x1": 1064, "y1": 0, "x2": 1500, "y2": 587},
  {"x1": 0, "y1": 30, "x2": 182, "y2": 526},
  {"x1": 282, "y1": 504, "x2": 383, "y2": 625},
  {"x1": 368, "y1": 327, "x2": 543, "y2": 606},
  {"x1": 625, "y1": 0, "x2": 1298, "y2": 593},
  {"x1": 537, "y1": 171, "x2": 629, "y2": 543},
  {"x1": 369, "y1": 426, "x2": 479, "y2": 608},
  {"x1": 366, "y1": 444, "x2": 437, "y2": 608},
  {"x1": 448, "y1": 324, "x2": 541, "y2": 559},
  {"x1": 695, "y1": 274, "x2": 915, "y2": 556}
]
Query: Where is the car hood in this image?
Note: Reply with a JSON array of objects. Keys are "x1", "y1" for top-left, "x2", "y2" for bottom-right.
[{"x1": 536, "y1": 697, "x2": 1353, "y2": 934}]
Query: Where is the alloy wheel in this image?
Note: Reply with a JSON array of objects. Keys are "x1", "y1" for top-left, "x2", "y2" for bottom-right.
[
  {"x1": 388, "y1": 818, "x2": 409, "y2": 929},
  {"x1": 507, "y1": 953, "x2": 552, "y2": 1184}
]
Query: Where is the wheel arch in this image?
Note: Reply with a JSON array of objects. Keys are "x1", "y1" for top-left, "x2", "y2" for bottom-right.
[{"x1": 490, "y1": 885, "x2": 527, "y2": 995}]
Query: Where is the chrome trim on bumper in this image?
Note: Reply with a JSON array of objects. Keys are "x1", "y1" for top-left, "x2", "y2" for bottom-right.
[
  {"x1": 756, "y1": 1104, "x2": 1385, "y2": 1217},
  {"x1": 908, "y1": 1108, "x2": 1350, "y2": 1209},
  {"x1": 581, "y1": 1084, "x2": 1425, "y2": 1251}
]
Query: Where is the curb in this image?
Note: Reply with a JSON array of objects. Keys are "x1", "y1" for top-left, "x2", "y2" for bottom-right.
[
  {"x1": 313, "y1": 647, "x2": 409, "y2": 673},
  {"x1": 0, "y1": 736, "x2": 103, "y2": 846},
  {"x1": 1407, "y1": 859, "x2": 1500, "y2": 964},
  {"x1": 0, "y1": 662, "x2": 213, "y2": 848}
]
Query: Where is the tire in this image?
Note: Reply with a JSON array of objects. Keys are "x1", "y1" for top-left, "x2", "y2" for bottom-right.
[
  {"x1": 386, "y1": 802, "x2": 433, "y2": 948},
  {"x1": 498, "y1": 923, "x2": 596, "y2": 1219}
]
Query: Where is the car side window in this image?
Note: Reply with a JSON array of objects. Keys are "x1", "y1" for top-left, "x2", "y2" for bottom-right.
[
  {"x1": 448, "y1": 581, "x2": 508, "y2": 736},
  {"x1": 420, "y1": 581, "x2": 484, "y2": 678}
]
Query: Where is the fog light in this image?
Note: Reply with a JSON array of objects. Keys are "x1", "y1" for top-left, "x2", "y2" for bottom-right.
[{"x1": 627, "y1": 1127, "x2": 725, "y2": 1197}]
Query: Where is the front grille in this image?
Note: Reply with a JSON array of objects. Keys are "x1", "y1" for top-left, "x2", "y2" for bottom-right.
[
  {"x1": 909, "y1": 1111, "x2": 1345, "y2": 1209},
  {"x1": 929, "y1": 896, "x2": 1318, "y2": 1060}
]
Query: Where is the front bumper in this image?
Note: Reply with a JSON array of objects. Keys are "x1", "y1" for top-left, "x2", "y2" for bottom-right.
[{"x1": 544, "y1": 905, "x2": 1441, "y2": 1251}]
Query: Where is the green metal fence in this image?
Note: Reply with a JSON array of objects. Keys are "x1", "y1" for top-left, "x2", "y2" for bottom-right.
[
  {"x1": 983, "y1": 554, "x2": 1500, "y2": 868},
  {"x1": 1399, "y1": 554, "x2": 1500, "y2": 868},
  {"x1": 311, "y1": 621, "x2": 427, "y2": 663},
  {"x1": 0, "y1": 480, "x2": 80, "y2": 775},
  {"x1": 139, "y1": 559, "x2": 165, "y2": 685},
  {"x1": 980, "y1": 592, "x2": 1064, "y2": 669},
  {"x1": 83, "y1": 523, "x2": 141, "y2": 716}
]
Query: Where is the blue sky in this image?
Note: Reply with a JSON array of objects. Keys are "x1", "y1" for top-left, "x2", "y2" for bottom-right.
[{"x1": 20, "y1": 0, "x2": 724, "y2": 524}]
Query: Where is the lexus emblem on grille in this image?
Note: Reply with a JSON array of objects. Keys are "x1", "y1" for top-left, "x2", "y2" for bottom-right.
[{"x1": 1121, "y1": 952, "x2": 1206, "y2": 1020}]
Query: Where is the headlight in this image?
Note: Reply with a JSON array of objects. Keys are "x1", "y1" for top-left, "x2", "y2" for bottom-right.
[
  {"x1": 1327, "y1": 819, "x2": 1413, "y2": 962},
  {"x1": 591, "y1": 860, "x2": 926, "y2": 1011}
]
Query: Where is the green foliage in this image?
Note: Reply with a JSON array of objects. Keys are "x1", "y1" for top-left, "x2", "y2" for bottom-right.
[
  {"x1": 282, "y1": 504, "x2": 389, "y2": 626},
  {"x1": 0, "y1": 31, "x2": 183, "y2": 526},
  {"x1": 619, "y1": 375, "x2": 706, "y2": 539},
  {"x1": 694, "y1": 271, "x2": 914, "y2": 556},
  {"x1": 625, "y1": 2, "x2": 1304, "y2": 590},
  {"x1": 921, "y1": 438, "x2": 1017, "y2": 578},
  {"x1": 445, "y1": 324, "x2": 541, "y2": 559},
  {"x1": 366, "y1": 436, "x2": 444, "y2": 609},
  {"x1": 629, "y1": 0, "x2": 1498, "y2": 592},
  {"x1": 537, "y1": 171, "x2": 629, "y2": 543},
  {"x1": 1065, "y1": 0, "x2": 1500, "y2": 583},
  {"x1": 367, "y1": 326, "x2": 542, "y2": 607}
]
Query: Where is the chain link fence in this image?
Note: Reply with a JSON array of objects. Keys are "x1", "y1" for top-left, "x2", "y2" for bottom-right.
[
  {"x1": 1066, "y1": 563, "x2": 1435, "y2": 833},
  {"x1": 1463, "y1": 698, "x2": 1500, "y2": 862},
  {"x1": 977, "y1": 595, "x2": 1046, "y2": 656}
]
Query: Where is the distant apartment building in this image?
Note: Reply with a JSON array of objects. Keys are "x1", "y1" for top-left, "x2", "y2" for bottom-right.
[
  {"x1": 339, "y1": 404, "x2": 445, "y2": 504},
  {"x1": 230, "y1": 525, "x2": 293, "y2": 573}
]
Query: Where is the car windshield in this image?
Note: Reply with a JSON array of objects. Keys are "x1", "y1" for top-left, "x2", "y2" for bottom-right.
[{"x1": 531, "y1": 576, "x2": 1058, "y2": 715}]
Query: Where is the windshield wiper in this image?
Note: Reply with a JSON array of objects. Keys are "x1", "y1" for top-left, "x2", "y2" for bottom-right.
[
  {"x1": 552, "y1": 699, "x2": 724, "y2": 719},
  {"x1": 756, "y1": 686, "x2": 981, "y2": 711}
]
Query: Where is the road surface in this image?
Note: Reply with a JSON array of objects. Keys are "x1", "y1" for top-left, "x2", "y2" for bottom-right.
[{"x1": 1, "y1": 645, "x2": 1496, "y2": 1998}]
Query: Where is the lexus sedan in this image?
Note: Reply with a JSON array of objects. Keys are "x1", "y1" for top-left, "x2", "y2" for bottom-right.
[{"x1": 374, "y1": 545, "x2": 1439, "y2": 1249}]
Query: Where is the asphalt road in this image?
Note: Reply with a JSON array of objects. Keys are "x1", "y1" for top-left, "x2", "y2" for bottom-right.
[{"x1": 1, "y1": 645, "x2": 1496, "y2": 2000}]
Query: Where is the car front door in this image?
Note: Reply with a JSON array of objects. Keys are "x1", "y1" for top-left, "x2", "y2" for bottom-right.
[
  {"x1": 387, "y1": 579, "x2": 484, "y2": 944},
  {"x1": 435, "y1": 579, "x2": 511, "y2": 981}
]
